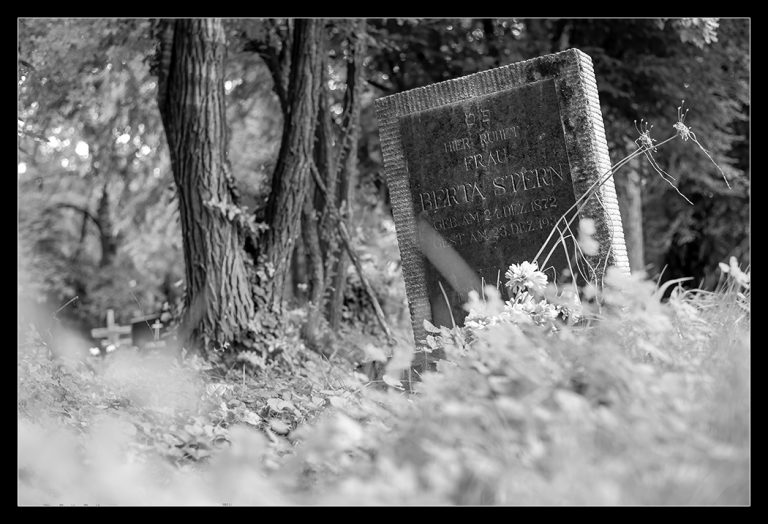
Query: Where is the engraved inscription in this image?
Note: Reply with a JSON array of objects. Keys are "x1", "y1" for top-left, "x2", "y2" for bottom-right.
[
  {"x1": 398, "y1": 78, "x2": 580, "y2": 328},
  {"x1": 479, "y1": 125, "x2": 519, "y2": 147},
  {"x1": 418, "y1": 182, "x2": 486, "y2": 212},
  {"x1": 443, "y1": 137, "x2": 472, "y2": 153},
  {"x1": 377, "y1": 49, "x2": 629, "y2": 368}
]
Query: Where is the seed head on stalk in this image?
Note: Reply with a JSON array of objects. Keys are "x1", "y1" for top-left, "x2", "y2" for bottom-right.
[
  {"x1": 673, "y1": 100, "x2": 731, "y2": 189},
  {"x1": 634, "y1": 119, "x2": 657, "y2": 151},
  {"x1": 635, "y1": 117, "x2": 693, "y2": 205}
]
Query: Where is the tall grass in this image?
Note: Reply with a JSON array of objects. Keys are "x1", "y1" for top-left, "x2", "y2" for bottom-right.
[
  {"x1": 18, "y1": 260, "x2": 749, "y2": 505},
  {"x1": 533, "y1": 103, "x2": 731, "y2": 293},
  {"x1": 17, "y1": 106, "x2": 747, "y2": 505}
]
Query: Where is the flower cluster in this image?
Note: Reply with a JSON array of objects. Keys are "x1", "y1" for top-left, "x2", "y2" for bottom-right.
[
  {"x1": 464, "y1": 261, "x2": 567, "y2": 332},
  {"x1": 505, "y1": 261, "x2": 548, "y2": 295}
]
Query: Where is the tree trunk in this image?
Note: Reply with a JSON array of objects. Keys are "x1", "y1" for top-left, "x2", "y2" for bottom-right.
[
  {"x1": 262, "y1": 19, "x2": 324, "y2": 310},
  {"x1": 73, "y1": 208, "x2": 89, "y2": 261},
  {"x1": 157, "y1": 19, "x2": 256, "y2": 353},
  {"x1": 301, "y1": 196, "x2": 326, "y2": 347},
  {"x1": 96, "y1": 181, "x2": 118, "y2": 267},
  {"x1": 291, "y1": 237, "x2": 308, "y2": 304},
  {"x1": 297, "y1": 62, "x2": 338, "y2": 346},
  {"x1": 616, "y1": 168, "x2": 645, "y2": 273},
  {"x1": 482, "y1": 19, "x2": 501, "y2": 67},
  {"x1": 326, "y1": 22, "x2": 366, "y2": 331}
]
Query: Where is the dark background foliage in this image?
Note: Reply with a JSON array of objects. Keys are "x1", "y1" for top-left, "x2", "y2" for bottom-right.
[{"x1": 18, "y1": 18, "x2": 749, "y2": 337}]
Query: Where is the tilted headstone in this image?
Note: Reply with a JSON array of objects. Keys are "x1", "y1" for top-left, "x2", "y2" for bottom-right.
[{"x1": 375, "y1": 49, "x2": 629, "y2": 368}]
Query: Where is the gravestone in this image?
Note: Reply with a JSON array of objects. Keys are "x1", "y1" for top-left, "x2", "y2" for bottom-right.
[
  {"x1": 375, "y1": 49, "x2": 629, "y2": 368},
  {"x1": 131, "y1": 313, "x2": 167, "y2": 349},
  {"x1": 91, "y1": 309, "x2": 132, "y2": 353}
]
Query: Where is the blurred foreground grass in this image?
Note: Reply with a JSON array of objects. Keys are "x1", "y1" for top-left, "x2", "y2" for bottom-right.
[{"x1": 18, "y1": 267, "x2": 749, "y2": 505}]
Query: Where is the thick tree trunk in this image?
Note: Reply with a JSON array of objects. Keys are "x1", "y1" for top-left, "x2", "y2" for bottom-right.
[
  {"x1": 157, "y1": 19, "x2": 255, "y2": 352},
  {"x1": 616, "y1": 168, "x2": 645, "y2": 273},
  {"x1": 263, "y1": 19, "x2": 324, "y2": 310}
]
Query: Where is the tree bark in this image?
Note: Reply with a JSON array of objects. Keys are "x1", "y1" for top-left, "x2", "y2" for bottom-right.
[
  {"x1": 326, "y1": 22, "x2": 366, "y2": 331},
  {"x1": 244, "y1": 19, "x2": 293, "y2": 118},
  {"x1": 301, "y1": 196, "x2": 326, "y2": 347},
  {"x1": 290, "y1": 236, "x2": 308, "y2": 303},
  {"x1": 262, "y1": 19, "x2": 324, "y2": 310},
  {"x1": 96, "y1": 181, "x2": 118, "y2": 267},
  {"x1": 157, "y1": 19, "x2": 256, "y2": 352},
  {"x1": 310, "y1": 106, "x2": 333, "y2": 294},
  {"x1": 73, "y1": 207, "x2": 89, "y2": 261},
  {"x1": 616, "y1": 168, "x2": 645, "y2": 273},
  {"x1": 299, "y1": 58, "x2": 338, "y2": 346}
]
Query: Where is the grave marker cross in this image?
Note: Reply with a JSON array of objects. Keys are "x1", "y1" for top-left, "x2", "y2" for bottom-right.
[
  {"x1": 151, "y1": 319, "x2": 163, "y2": 341},
  {"x1": 91, "y1": 309, "x2": 132, "y2": 348}
]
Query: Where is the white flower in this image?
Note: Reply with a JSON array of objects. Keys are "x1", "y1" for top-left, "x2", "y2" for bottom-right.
[
  {"x1": 505, "y1": 261, "x2": 548, "y2": 294},
  {"x1": 512, "y1": 294, "x2": 560, "y2": 326},
  {"x1": 462, "y1": 262, "x2": 565, "y2": 334},
  {"x1": 464, "y1": 290, "x2": 492, "y2": 331},
  {"x1": 463, "y1": 287, "x2": 507, "y2": 331},
  {"x1": 719, "y1": 256, "x2": 750, "y2": 288}
]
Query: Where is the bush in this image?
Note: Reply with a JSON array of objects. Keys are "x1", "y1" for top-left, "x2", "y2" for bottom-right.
[{"x1": 17, "y1": 261, "x2": 750, "y2": 505}]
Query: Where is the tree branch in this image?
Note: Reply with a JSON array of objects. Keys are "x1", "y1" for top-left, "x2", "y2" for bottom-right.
[
  {"x1": 52, "y1": 203, "x2": 103, "y2": 236},
  {"x1": 242, "y1": 20, "x2": 292, "y2": 117},
  {"x1": 309, "y1": 162, "x2": 394, "y2": 342},
  {"x1": 367, "y1": 78, "x2": 394, "y2": 94},
  {"x1": 154, "y1": 19, "x2": 176, "y2": 116}
]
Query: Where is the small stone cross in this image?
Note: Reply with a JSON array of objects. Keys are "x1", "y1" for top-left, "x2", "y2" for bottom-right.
[
  {"x1": 91, "y1": 309, "x2": 132, "y2": 348},
  {"x1": 151, "y1": 319, "x2": 163, "y2": 341}
]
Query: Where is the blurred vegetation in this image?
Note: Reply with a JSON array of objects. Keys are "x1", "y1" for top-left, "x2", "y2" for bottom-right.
[
  {"x1": 18, "y1": 260, "x2": 749, "y2": 505},
  {"x1": 18, "y1": 17, "x2": 749, "y2": 336},
  {"x1": 18, "y1": 18, "x2": 749, "y2": 505}
]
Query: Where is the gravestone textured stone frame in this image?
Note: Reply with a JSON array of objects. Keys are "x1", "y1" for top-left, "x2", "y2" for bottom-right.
[{"x1": 375, "y1": 49, "x2": 629, "y2": 368}]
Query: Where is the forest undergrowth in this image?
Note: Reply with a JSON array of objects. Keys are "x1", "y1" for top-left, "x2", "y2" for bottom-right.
[
  {"x1": 17, "y1": 17, "x2": 751, "y2": 507},
  {"x1": 17, "y1": 257, "x2": 750, "y2": 505}
]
